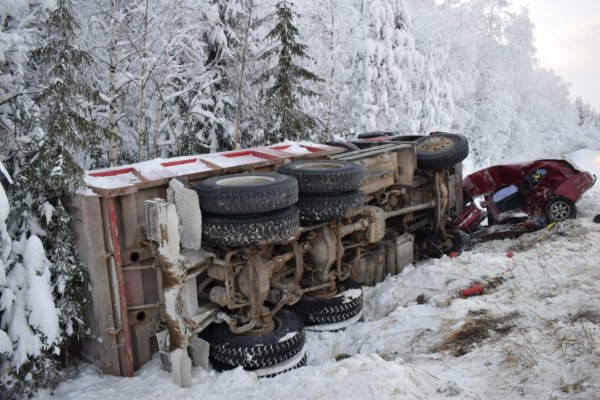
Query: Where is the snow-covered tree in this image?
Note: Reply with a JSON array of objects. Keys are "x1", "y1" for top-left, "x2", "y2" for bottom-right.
[
  {"x1": 0, "y1": 164, "x2": 13, "y2": 358},
  {"x1": 295, "y1": 0, "x2": 360, "y2": 141},
  {"x1": 337, "y1": 0, "x2": 425, "y2": 134},
  {"x1": 24, "y1": 0, "x2": 105, "y2": 344},
  {"x1": 255, "y1": 0, "x2": 322, "y2": 144},
  {"x1": 178, "y1": 0, "x2": 246, "y2": 154},
  {"x1": 1, "y1": 0, "x2": 107, "y2": 396},
  {"x1": 576, "y1": 97, "x2": 600, "y2": 128}
]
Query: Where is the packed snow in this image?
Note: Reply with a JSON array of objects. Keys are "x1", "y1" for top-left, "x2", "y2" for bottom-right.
[{"x1": 33, "y1": 150, "x2": 600, "y2": 399}]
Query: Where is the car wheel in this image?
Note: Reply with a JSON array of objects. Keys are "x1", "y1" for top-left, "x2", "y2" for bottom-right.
[
  {"x1": 545, "y1": 197, "x2": 577, "y2": 222},
  {"x1": 297, "y1": 190, "x2": 363, "y2": 223},
  {"x1": 202, "y1": 206, "x2": 300, "y2": 248},
  {"x1": 288, "y1": 280, "x2": 363, "y2": 329},
  {"x1": 200, "y1": 309, "x2": 306, "y2": 372},
  {"x1": 415, "y1": 133, "x2": 469, "y2": 170},
  {"x1": 278, "y1": 160, "x2": 364, "y2": 194},
  {"x1": 194, "y1": 173, "x2": 298, "y2": 215}
]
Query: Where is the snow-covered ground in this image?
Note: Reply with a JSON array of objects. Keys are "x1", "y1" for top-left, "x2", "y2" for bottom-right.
[{"x1": 36, "y1": 152, "x2": 600, "y2": 400}]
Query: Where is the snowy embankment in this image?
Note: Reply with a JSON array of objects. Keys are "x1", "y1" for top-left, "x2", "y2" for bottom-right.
[{"x1": 37, "y1": 152, "x2": 600, "y2": 400}]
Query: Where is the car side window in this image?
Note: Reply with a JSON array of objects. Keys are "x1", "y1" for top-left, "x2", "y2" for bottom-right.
[{"x1": 492, "y1": 185, "x2": 518, "y2": 203}]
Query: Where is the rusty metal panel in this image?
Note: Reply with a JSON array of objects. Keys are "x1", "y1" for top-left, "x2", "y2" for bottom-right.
[
  {"x1": 394, "y1": 147, "x2": 416, "y2": 186},
  {"x1": 123, "y1": 269, "x2": 144, "y2": 306},
  {"x1": 73, "y1": 194, "x2": 121, "y2": 376},
  {"x1": 118, "y1": 188, "x2": 166, "y2": 267},
  {"x1": 448, "y1": 162, "x2": 464, "y2": 218},
  {"x1": 142, "y1": 267, "x2": 160, "y2": 305},
  {"x1": 119, "y1": 194, "x2": 139, "y2": 250},
  {"x1": 351, "y1": 245, "x2": 386, "y2": 285},
  {"x1": 352, "y1": 153, "x2": 397, "y2": 195},
  {"x1": 105, "y1": 197, "x2": 135, "y2": 377},
  {"x1": 128, "y1": 307, "x2": 162, "y2": 369},
  {"x1": 395, "y1": 234, "x2": 414, "y2": 272}
]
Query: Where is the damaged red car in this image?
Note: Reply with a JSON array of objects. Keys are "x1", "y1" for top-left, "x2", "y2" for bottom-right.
[{"x1": 454, "y1": 159, "x2": 596, "y2": 241}]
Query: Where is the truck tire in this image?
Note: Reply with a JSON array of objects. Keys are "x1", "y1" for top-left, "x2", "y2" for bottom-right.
[
  {"x1": 209, "y1": 351, "x2": 307, "y2": 378},
  {"x1": 277, "y1": 160, "x2": 364, "y2": 194},
  {"x1": 202, "y1": 206, "x2": 300, "y2": 248},
  {"x1": 200, "y1": 309, "x2": 305, "y2": 371},
  {"x1": 297, "y1": 190, "x2": 363, "y2": 223},
  {"x1": 357, "y1": 131, "x2": 397, "y2": 139},
  {"x1": 289, "y1": 280, "x2": 363, "y2": 327},
  {"x1": 415, "y1": 133, "x2": 469, "y2": 170},
  {"x1": 326, "y1": 141, "x2": 360, "y2": 152},
  {"x1": 194, "y1": 173, "x2": 298, "y2": 215}
]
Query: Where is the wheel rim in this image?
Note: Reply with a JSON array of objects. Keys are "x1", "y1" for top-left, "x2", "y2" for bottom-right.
[
  {"x1": 243, "y1": 315, "x2": 277, "y2": 336},
  {"x1": 549, "y1": 200, "x2": 571, "y2": 221},
  {"x1": 295, "y1": 162, "x2": 344, "y2": 170},
  {"x1": 216, "y1": 175, "x2": 275, "y2": 187},
  {"x1": 417, "y1": 136, "x2": 454, "y2": 153}
]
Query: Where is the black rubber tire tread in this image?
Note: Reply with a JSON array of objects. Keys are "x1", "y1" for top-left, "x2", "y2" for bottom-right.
[
  {"x1": 289, "y1": 280, "x2": 363, "y2": 326},
  {"x1": 326, "y1": 141, "x2": 360, "y2": 152},
  {"x1": 200, "y1": 309, "x2": 305, "y2": 370},
  {"x1": 297, "y1": 190, "x2": 363, "y2": 223},
  {"x1": 545, "y1": 197, "x2": 577, "y2": 222},
  {"x1": 260, "y1": 353, "x2": 307, "y2": 378},
  {"x1": 194, "y1": 172, "x2": 298, "y2": 215},
  {"x1": 357, "y1": 131, "x2": 397, "y2": 139},
  {"x1": 209, "y1": 352, "x2": 308, "y2": 377},
  {"x1": 277, "y1": 160, "x2": 364, "y2": 194},
  {"x1": 415, "y1": 133, "x2": 469, "y2": 171},
  {"x1": 202, "y1": 206, "x2": 300, "y2": 248}
]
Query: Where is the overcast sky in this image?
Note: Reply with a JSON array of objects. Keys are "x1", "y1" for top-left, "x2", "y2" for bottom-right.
[{"x1": 510, "y1": 0, "x2": 600, "y2": 110}]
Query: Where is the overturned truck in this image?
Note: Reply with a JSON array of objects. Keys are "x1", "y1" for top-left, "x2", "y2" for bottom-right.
[{"x1": 75, "y1": 132, "x2": 469, "y2": 385}]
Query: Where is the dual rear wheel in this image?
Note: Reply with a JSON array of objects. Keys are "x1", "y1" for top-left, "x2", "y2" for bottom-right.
[
  {"x1": 194, "y1": 160, "x2": 366, "y2": 373},
  {"x1": 195, "y1": 172, "x2": 300, "y2": 248}
]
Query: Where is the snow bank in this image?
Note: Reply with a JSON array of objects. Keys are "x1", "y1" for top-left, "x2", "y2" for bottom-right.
[
  {"x1": 1, "y1": 234, "x2": 60, "y2": 367},
  {"x1": 24, "y1": 236, "x2": 60, "y2": 346}
]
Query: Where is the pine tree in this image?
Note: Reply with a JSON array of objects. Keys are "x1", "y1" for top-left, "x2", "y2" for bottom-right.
[
  {"x1": 1, "y1": 0, "x2": 108, "y2": 395},
  {"x1": 256, "y1": 0, "x2": 321, "y2": 144}
]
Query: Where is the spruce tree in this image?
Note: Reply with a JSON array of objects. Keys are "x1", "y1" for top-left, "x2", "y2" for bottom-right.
[
  {"x1": 256, "y1": 0, "x2": 321, "y2": 144},
  {"x1": 27, "y1": 0, "x2": 106, "y2": 341},
  {"x1": 2, "y1": 0, "x2": 108, "y2": 395}
]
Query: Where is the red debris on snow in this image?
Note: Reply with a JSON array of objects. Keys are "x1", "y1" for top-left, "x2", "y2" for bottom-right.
[
  {"x1": 460, "y1": 284, "x2": 485, "y2": 298},
  {"x1": 449, "y1": 251, "x2": 458, "y2": 258},
  {"x1": 506, "y1": 250, "x2": 515, "y2": 258}
]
